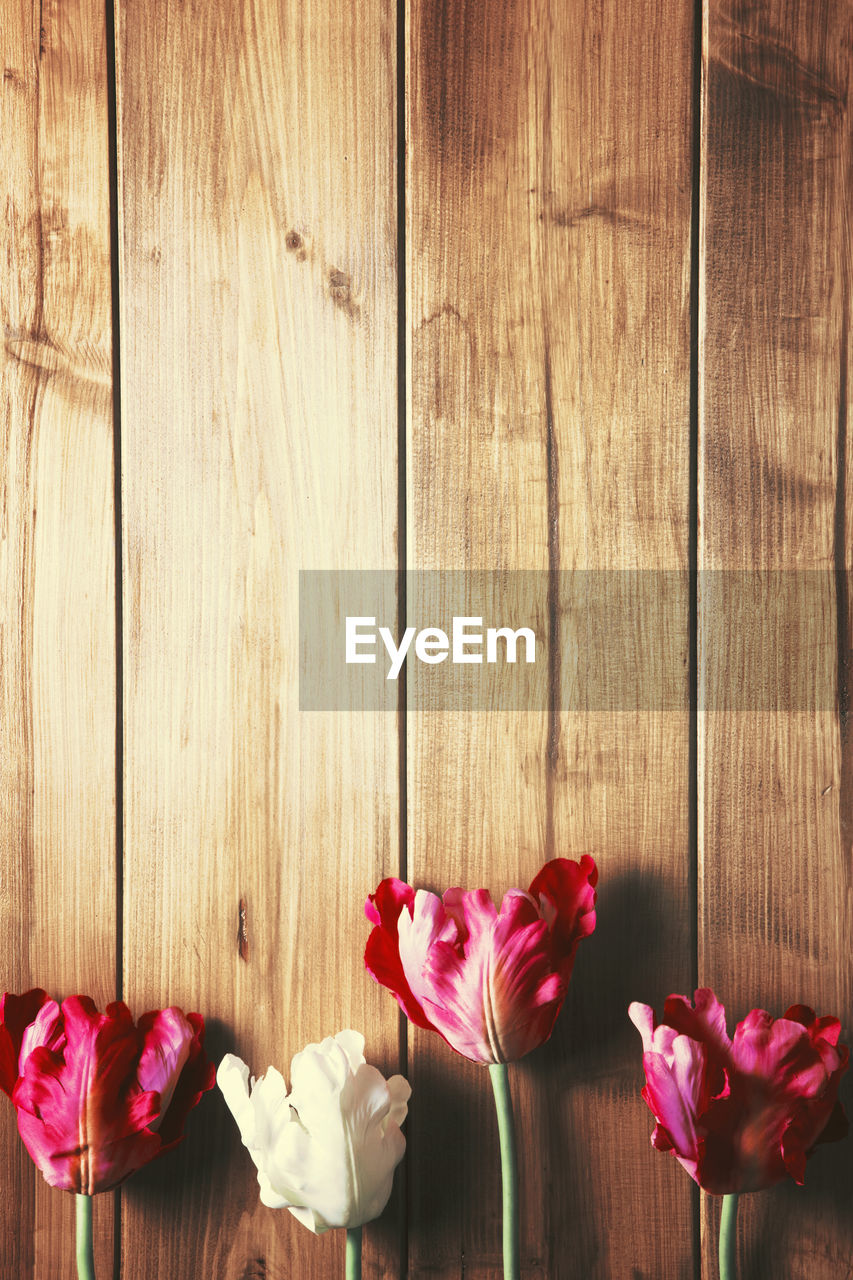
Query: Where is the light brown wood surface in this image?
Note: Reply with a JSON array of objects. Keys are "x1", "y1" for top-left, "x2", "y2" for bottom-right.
[
  {"x1": 407, "y1": 0, "x2": 695, "y2": 1276},
  {"x1": 115, "y1": 0, "x2": 399, "y2": 1276},
  {"x1": 699, "y1": 0, "x2": 853, "y2": 1275},
  {"x1": 0, "y1": 1, "x2": 116, "y2": 1276},
  {"x1": 1, "y1": 0, "x2": 852, "y2": 1275}
]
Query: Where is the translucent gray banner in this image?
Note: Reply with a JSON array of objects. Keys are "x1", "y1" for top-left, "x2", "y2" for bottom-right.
[{"x1": 299, "y1": 571, "x2": 851, "y2": 712}]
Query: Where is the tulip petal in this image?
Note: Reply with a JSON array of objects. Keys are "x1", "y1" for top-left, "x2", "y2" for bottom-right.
[
  {"x1": 628, "y1": 1001, "x2": 656, "y2": 1051},
  {"x1": 640, "y1": 1042, "x2": 701, "y2": 1160},
  {"x1": 528, "y1": 855, "x2": 598, "y2": 975},
  {"x1": 413, "y1": 887, "x2": 497, "y2": 1061},
  {"x1": 288, "y1": 1037, "x2": 351, "y2": 1133},
  {"x1": 265, "y1": 1112, "x2": 338, "y2": 1222},
  {"x1": 0, "y1": 990, "x2": 53, "y2": 1096},
  {"x1": 365, "y1": 879, "x2": 436, "y2": 1031},
  {"x1": 440, "y1": 886, "x2": 494, "y2": 944},
  {"x1": 333, "y1": 1030, "x2": 367, "y2": 1072},
  {"x1": 242, "y1": 1066, "x2": 293, "y2": 1158},
  {"x1": 136, "y1": 1008, "x2": 195, "y2": 1128},
  {"x1": 216, "y1": 1055, "x2": 256, "y2": 1147},
  {"x1": 631, "y1": 1003, "x2": 716, "y2": 1172},
  {"x1": 18, "y1": 999, "x2": 65, "y2": 1078},
  {"x1": 399, "y1": 890, "x2": 464, "y2": 1010},
  {"x1": 662, "y1": 989, "x2": 731, "y2": 1057},
  {"x1": 695, "y1": 1097, "x2": 763, "y2": 1194},
  {"x1": 279, "y1": 1051, "x2": 401, "y2": 1232},
  {"x1": 486, "y1": 898, "x2": 566, "y2": 1052},
  {"x1": 422, "y1": 894, "x2": 565, "y2": 1063},
  {"x1": 339, "y1": 1063, "x2": 409, "y2": 1227},
  {"x1": 630, "y1": 1002, "x2": 683, "y2": 1060},
  {"x1": 152, "y1": 1012, "x2": 215, "y2": 1150},
  {"x1": 384, "y1": 1073, "x2": 411, "y2": 1130},
  {"x1": 283, "y1": 1203, "x2": 318, "y2": 1229},
  {"x1": 218, "y1": 1059, "x2": 317, "y2": 1213},
  {"x1": 790, "y1": 1010, "x2": 847, "y2": 1076},
  {"x1": 730, "y1": 1010, "x2": 810, "y2": 1082}
]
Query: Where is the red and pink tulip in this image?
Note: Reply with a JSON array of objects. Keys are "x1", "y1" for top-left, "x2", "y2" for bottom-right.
[
  {"x1": 366, "y1": 856, "x2": 598, "y2": 1279},
  {"x1": 365, "y1": 856, "x2": 598, "y2": 1065},
  {"x1": 0, "y1": 988, "x2": 214, "y2": 1195}
]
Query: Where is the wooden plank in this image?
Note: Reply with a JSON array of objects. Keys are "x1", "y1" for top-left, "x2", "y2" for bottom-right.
[
  {"x1": 0, "y1": 1, "x2": 116, "y2": 1275},
  {"x1": 115, "y1": 0, "x2": 399, "y2": 1276},
  {"x1": 699, "y1": 0, "x2": 853, "y2": 1274},
  {"x1": 407, "y1": 1, "x2": 695, "y2": 1276}
]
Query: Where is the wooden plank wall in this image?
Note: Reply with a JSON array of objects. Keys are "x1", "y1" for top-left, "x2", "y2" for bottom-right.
[
  {"x1": 115, "y1": 0, "x2": 399, "y2": 1276},
  {"x1": 699, "y1": 1, "x2": 853, "y2": 1276},
  {"x1": 0, "y1": 2, "x2": 116, "y2": 1276},
  {"x1": 0, "y1": 0, "x2": 850, "y2": 1278},
  {"x1": 406, "y1": 1, "x2": 695, "y2": 1278}
]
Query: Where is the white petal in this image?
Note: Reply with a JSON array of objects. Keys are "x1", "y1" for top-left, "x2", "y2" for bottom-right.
[
  {"x1": 333, "y1": 1029, "x2": 366, "y2": 1070},
  {"x1": 338, "y1": 1063, "x2": 408, "y2": 1225},
  {"x1": 287, "y1": 1205, "x2": 326, "y2": 1235},
  {"x1": 383, "y1": 1074, "x2": 412, "y2": 1131},
  {"x1": 258, "y1": 1168, "x2": 291, "y2": 1210},
  {"x1": 217, "y1": 1056, "x2": 256, "y2": 1148},
  {"x1": 218, "y1": 1057, "x2": 305, "y2": 1201},
  {"x1": 288, "y1": 1038, "x2": 350, "y2": 1142},
  {"x1": 247, "y1": 1066, "x2": 293, "y2": 1153},
  {"x1": 270, "y1": 1115, "x2": 350, "y2": 1226}
]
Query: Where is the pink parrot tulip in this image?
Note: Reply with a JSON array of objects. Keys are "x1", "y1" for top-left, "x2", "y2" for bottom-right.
[{"x1": 365, "y1": 857, "x2": 598, "y2": 1064}]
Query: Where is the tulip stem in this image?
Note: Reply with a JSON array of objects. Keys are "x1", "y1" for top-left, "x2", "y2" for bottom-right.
[
  {"x1": 718, "y1": 1194, "x2": 738, "y2": 1280},
  {"x1": 345, "y1": 1226, "x2": 362, "y2": 1280},
  {"x1": 75, "y1": 1195, "x2": 95, "y2": 1280},
  {"x1": 489, "y1": 1062, "x2": 520, "y2": 1280}
]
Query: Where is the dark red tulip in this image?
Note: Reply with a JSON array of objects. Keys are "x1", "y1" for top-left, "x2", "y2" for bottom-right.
[{"x1": 630, "y1": 988, "x2": 848, "y2": 1193}]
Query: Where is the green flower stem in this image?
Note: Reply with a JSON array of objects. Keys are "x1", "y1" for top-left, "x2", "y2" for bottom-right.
[
  {"x1": 75, "y1": 1195, "x2": 95, "y2": 1280},
  {"x1": 345, "y1": 1225, "x2": 362, "y2": 1280},
  {"x1": 489, "y1": 1062, "x2": 520, "y2": 1280},
  {"x1": 718, "y1": 1194, "x2": 739, "y2": 1280}
]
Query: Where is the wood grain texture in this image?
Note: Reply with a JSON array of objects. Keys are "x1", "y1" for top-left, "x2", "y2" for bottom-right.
[
  {"x1": 115, "y1": 0, "x2": 399, "y2": 1276},
  {"x1": 2, "y1": 1, "x2": 851, "y2": 1275},
  {"x1": 406, "y1": 1, "x2": 695, "y2": 1276},
  {"x1": 699, "y1": 0, "x2": 853, "y2": 1274},
  {"x1": 0, "y1": 0, "x2": 116, "y2": 1275}
]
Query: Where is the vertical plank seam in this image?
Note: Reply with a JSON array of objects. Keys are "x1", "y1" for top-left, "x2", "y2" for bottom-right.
[
  {"x1": 689, "y1": 0, "x2": 704, "y2": 1274},
  {"x1": 105, "y1": 0, "x2": 124, "y2": 1273},
  {"x1": 543, "y1": 340, "x2": 560, "y2": 865},
  {"x1": 540, "y1": 37, "x2": 559, "y2": 874},
  {"x1": 834, "y1": 171, "x2": 851, "y2": 881},
  {"x1": 397, "y1": 0, "x2": 409, "y2": 1274}
]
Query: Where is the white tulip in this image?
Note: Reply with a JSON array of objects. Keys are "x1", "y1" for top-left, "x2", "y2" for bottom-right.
[{"x1": 217, "y1": 1030, "x2": 410, "y2": 1234}]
